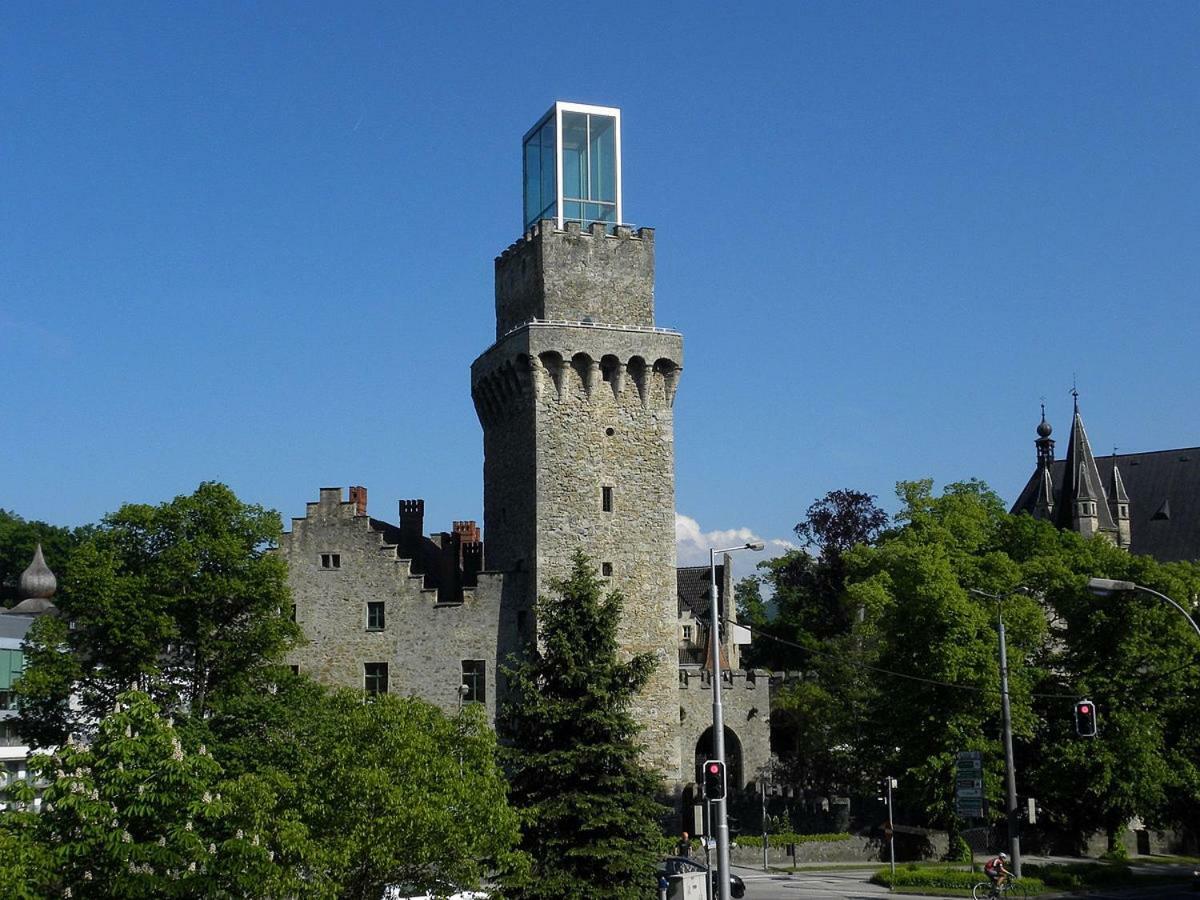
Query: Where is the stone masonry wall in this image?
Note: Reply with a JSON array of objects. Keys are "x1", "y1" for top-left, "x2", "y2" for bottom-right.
[
  {"x1": 678, "y1": 669, "x2": 772, "y2": 789},
  {"x1": 280, "y1": 489, "x2": 504, "y2": 720},
  {"x1": 494, "y1": 222, "x2": 656, "y2": 339}
]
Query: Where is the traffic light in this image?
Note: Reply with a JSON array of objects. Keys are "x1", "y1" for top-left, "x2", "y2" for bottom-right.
[
  {"x1": 702, "y1": 759, "x2": 726, "y2": 800},
  {"x1": 1075, "y1": 699, "x2": 1098, "y2": 737}
]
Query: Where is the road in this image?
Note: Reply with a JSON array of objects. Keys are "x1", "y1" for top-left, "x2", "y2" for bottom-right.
[{"x1": 732, "y1": 864, "x2": 1198, "y2": 900}]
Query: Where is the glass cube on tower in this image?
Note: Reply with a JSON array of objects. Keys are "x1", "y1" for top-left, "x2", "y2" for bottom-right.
[{"x1": 523, "y1": 101, "x2": 622, "y2": 230}]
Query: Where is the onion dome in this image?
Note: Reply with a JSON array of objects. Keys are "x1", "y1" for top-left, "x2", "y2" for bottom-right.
[
  {"x1": 1037, "y1": 417, "x2": 1053, "y2": 438},
  {"x1": 19, "y1": 544, "x2": 56, "y2": 599},
  {"x1": 3, "y1": 544, "x2": 59, "y2": 616}
]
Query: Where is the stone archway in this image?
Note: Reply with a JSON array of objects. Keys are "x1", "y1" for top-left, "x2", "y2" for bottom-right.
[{"x1": 693, "y1": 725, "x2": 744, "y2": 796}]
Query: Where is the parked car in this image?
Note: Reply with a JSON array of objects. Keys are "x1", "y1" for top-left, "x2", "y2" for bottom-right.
[
  {"x1": 383, "y1": 881, "x2": 488, "y2": 900},
  {"x1": 657, "y1": 856, "x2": 745, "y2": 899}
]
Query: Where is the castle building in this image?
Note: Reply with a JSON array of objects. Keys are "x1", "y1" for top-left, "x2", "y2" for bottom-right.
[
  {"x1": 281, "y1": 102, "x2": 770, "y2": 794},
  {"x1": 1011, "y1": 396, "x2": 1200, "y2": 562}
]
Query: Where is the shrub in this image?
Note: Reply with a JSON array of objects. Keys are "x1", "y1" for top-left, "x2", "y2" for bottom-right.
[
  {"x1": 870, "y1": 866, "x2": 1045, "y2": 892},
  {"x1": 765, "y1": 832, "x2": 852, "y2": 848}
]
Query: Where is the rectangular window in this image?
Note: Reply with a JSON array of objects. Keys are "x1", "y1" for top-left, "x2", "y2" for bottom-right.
[
  {"x1": 320, "y1": 553, "x2": 341, "y2": 569},
  {"x1": 367, "y1": 601, "x2": 385, "y2": 631},
  {"x1": 290, "y1": 604, "x2": 297, "y2": 622},
  {"x1": 601, "y1": 562, "x2": 613, "y2": 577},
  {"x1": 682, "y1": 626, "x2": 692, "y2": 642},
  {"x1": 602, "y1": 486, "x2": 614, "y2": 512},
  {"x1": 364, "y1": 662, "x2": 388, "y2": 696},
  {"x1": 461, "y1": 660, "x2": 486, "y2": 704},
  {"x1": 289, "y1": 665, "x2": 300, "y2": 676}
]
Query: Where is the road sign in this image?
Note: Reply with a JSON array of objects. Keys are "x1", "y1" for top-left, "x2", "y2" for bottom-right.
[{"x1": 955, "y1": 751, "x2": 984, "y2": 818}]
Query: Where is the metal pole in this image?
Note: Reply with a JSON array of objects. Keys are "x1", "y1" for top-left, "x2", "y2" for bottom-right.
[
  {"x1": 761, "y1": 778, "x2": 768, "y2": 872},
  {"x1": 709, "y1": 547, "x2": 732, "y2": 900},
  {"x1": 998, "y1": 608, "x2": 1022, "y2": 879},
  {"x1": 887, "y1": 776, "x2": 895, "y2": 877}
]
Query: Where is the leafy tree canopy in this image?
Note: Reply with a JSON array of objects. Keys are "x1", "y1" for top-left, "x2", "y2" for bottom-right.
[{"x1": 16, "y1": 482, "x2": 300, "y2": 747}]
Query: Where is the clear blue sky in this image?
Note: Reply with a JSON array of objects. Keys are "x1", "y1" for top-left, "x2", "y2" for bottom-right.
[{"x1": 3, "y1": 2, "x2": 1198, "y2": 571}]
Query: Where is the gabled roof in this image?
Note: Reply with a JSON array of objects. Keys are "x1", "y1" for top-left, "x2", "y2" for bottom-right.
[
  {"x1": 1013, "y1": 446, "x2": 1200, "y2": 562},
  {"x1": 677, "y1": 564, "x2": 724, "y2": 620}
]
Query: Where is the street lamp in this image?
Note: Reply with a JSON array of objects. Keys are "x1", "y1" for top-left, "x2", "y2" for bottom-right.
[
  {"x1": 1085, "y1": 578, "x2": 1200, "y2": 641},
  {"x1": 968, "y1": 588, "x2": 1024, "y2": 879},
  {"x1": 709, "y1": 540, "x2": 764, "y2": 900}
]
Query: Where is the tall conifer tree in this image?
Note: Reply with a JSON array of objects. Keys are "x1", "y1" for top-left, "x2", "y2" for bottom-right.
[{"x1": 500, "y1": 550, "x2": 668, "y2": 900}]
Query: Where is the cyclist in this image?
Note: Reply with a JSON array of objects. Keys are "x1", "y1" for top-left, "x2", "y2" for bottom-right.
[{"x1": 983, "y1": 851, "x2": 1011, "y2": 894}]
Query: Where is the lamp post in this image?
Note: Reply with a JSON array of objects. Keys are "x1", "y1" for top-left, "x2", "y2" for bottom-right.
[
  {"x1": 1085, "y1": 578, "x2": 1200, "y2": 641},
  {"x1": 968, "y1": 588, "x2": 1023, "y2": 879},
  {"x1": 710, "y1": 540, "x2": 764, "y2": 900}
]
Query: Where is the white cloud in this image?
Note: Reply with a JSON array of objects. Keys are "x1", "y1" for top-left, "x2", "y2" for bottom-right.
[{"x1": 674, "y1": 512, "x2": 796, "y2": 570}]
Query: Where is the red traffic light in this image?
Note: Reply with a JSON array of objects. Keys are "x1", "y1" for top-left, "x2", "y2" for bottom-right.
[
  {"x1": 702, "y1": 759, "x2": 726, "y2": 800},
  {"x1": 1075, "y1": 699, "x2": 1098, "y2": 737}
]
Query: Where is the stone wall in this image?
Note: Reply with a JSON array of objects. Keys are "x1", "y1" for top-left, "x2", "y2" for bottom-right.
[
  {"x1": 280, "y1": 488, "x2": 505, "y2": 721},
  {"x1": 493, "y1": 221, "x2": 656, "y2": 339},
  {"x1": 678, "y1": 669, "x2": 771, "y2": 789}
]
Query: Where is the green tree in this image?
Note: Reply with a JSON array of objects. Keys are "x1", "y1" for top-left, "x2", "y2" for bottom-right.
[
  {"x1": 16, "y1": 482, "x2": 300, "y2": 747},
  {"x1": 295, "y1": 691, "x2": 521, "y2": 900},
  {"x1": 500, "y1": 550, "x2": 668, "y2": 900},
  {"x1": 5, "y1": 690, "x2": 316, "y2": 898},
  {"x1": 0, "y1": 508, "x2": 91, "y2": 607}
]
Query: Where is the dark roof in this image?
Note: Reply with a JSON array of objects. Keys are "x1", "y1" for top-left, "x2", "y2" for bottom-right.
[
  {"x1": 1012, "y1": 447, "x2": 1200, "y2": 562},
  {"x1": 677, "y1": 564, "x2": 724, "y2": 619}
]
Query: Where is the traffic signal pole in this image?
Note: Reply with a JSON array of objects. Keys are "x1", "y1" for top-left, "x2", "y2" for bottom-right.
[
  {"x1": 709, "y1": 547, "x2": 732, "y2": 900},
  {"x1": 998, "y1": 608, "x2": 1022, "y2": 879}
]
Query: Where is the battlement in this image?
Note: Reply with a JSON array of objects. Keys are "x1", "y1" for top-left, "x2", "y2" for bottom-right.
[
  {"x1": 678, "y1": 668, "x2": 770, "y2": 690},
  {"x1": 494, "y1": 220, "x2": 657, "y2": 340},
  {"x1": 496, "y1": 219, "x2": 655, "y2": 264}
]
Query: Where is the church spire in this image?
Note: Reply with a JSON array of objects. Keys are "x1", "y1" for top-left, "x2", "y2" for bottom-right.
[
  {"x1": 1109, "y1": 457, "x2": 1132, "y2": 549},
  {"x1": 1057, "y1": 393, "x2": 1118, "y2": 541}
]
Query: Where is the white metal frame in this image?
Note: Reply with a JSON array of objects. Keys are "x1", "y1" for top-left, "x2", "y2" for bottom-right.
[{"x1": 523, "y1": 100, "x2": 622, "y2": 230}]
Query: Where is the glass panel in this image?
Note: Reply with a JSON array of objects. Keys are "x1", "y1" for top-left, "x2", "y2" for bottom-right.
[
  {"x1": 561, "y1": 111, "x2": 588, "y2": 205},
  {"x1": 523, "y1": 135, "x2": 540, "y2": 228},
  {"x1": 588, "y1": 114, "x2": 616, "y2": 202},
  {"x1": 542, "y1": 118, "x2": 554, "y2": 216},
  {"x1": 562, "y1": 199, "x2": 583, "y2": 223}
]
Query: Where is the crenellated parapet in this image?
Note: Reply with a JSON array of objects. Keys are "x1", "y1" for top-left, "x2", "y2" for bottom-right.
[{"x1": 678, "y1": 668, "x2": 771, "y2": 690}]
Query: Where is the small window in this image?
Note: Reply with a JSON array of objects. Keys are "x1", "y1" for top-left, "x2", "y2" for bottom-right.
[
  {"x1": 682, "y1": 626, "x2": 692, "y2": 642},
  {"x1": 290, "y1": 604, "x2": 297, "y2": 622},
  {"x1": 0, "y1": 690, "x2": 14, "y2": 711},
  {"x1": 321, "y1": 553, "x2": 341, "y2": 570},
  {"x1": 602, "y1": 486, "x2": 614, "y2": 512},
  {"x1": 367, "y1": 601, "x2": 385, "y2": 631},
  {"x1": 364, "y1": 662, "x2": 389, "y2": 695},
  {"x1": 289, "y1": 665, "x2": 300, "y2": 676},
  {"x1": 461, "y1": 660, "x2": 486, "y2": 704},
  {"x1": 601, "y1": 562, "x2": 613, "y2": 577}
]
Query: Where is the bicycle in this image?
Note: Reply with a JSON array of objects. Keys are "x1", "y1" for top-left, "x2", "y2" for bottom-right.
[{"x1": 972, "y1": 879, "x2": 1027, "y2": 899}]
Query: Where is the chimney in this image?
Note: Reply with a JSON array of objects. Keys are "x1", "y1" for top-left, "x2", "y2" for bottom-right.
[
  {"x1": 452, "y1": 520, "x2": 481, "y2": 552},
  {"x1": 399, "y1": 499, "x2": 425, "y2": 559},
  {"x1": 349, "y1": 486, "x2": 368, "y2": 517}
]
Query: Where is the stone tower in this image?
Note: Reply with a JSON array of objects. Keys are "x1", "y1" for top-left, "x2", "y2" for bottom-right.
[{"x1": 470, "y1": 102, "x2": 684, "y2": 779}]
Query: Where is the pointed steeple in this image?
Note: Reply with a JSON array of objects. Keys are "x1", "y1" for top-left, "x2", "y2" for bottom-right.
[
  {"x1": 1057, "y1": 393, "x2": 1117, "y2": 541},
  {"x1": 1109, "y1": 461, "x2": 1131, "y2": 548}
]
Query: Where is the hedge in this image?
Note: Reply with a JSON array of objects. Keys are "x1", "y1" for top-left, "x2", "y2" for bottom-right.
[
  {"x1": 870, "y1": 865, "x2": 1044, "y2": 892},
  {"x1": 765, "y1": 832, "x2": 852, "y2": 848}
]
